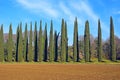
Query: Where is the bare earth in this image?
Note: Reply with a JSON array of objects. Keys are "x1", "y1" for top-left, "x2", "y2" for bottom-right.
[{"x1": 0, "y1": 64, "x2": 120, "y2": 80}]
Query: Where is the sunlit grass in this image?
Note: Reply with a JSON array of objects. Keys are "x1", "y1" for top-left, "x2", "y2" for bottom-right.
[{"x1": 0, "y1": 59, "x2": 120, "y2": 64}]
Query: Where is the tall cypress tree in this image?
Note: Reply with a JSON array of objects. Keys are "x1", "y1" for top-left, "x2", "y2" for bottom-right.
[
  {"x1": 16, "y1": 25, "x2": 19, "y2": 62},
  {"x1": 73, "y1": 18, "x2": 79, "y2": 62},
  {"x1": 43, "y1": 23, "x2": 48, "y2": 61},
  {"x1": 61, "y1": 19, "x2": 66, "y2": 62},
  {"x1": 34, "y1": 21, "x2": 38, "y2": 62},
  {"x1": 23, "y1": 23, "x2": 28, "y2": 61},
  {"x1": 38, "y1": 20, "x2": 43, "y2": 62},
  {"x1": 0, "y1": 25, "x2": 4, "y2": 62},
  {"x1": 49, "y1": 20, "x2": 54, "y2": 62},
  {"x1": 97, "y1": 19, "x2": 102, "y2": 62},
  {"x1": 8, "y1": 24, "x2": 13, "y2": 62},
  {"x1": 110, "y1": 16, "x2": 116, "y2": 61},
  {"x1": 65, "y1": 22, "x2": 69, "y2": 62},
  {"x1": 54, "y1": 31, "x2": 59, "y2": 62},
  {"x1": 18, "y1": 23, "x2": 23, "y2": 62},
  {"x1": 84, "y1": 20, "x2": 90, "y2": 62},
  {"x1": 28, "y1": 22, "x2": 33, "y2": 62}
]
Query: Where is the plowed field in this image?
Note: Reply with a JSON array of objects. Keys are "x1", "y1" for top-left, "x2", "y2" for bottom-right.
[{"x1": 0, "y1": 64, "x2": 120, "y2": 80}]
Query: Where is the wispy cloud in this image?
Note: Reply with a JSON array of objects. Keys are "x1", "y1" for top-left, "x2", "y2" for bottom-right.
[
  {"x1": 71, "y1": 1, "x2": 98, "y2": 23},
  {"x1": 59, "y1": 2, "x2": 82, "y2": 25},
  {"x1": 114, "y1": 11, "x2": 120, "y2": 15},
  {"x1": 16, "y1": 0, "x2": 59, "y2": 18},
  {"x1": 16, "y1": 0, "x2": 110, "y2": 40},
  {"x1": 70, "y1": 1, "x2": 109, "y2": 36}
]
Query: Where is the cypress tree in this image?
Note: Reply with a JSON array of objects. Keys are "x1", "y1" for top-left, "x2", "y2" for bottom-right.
[
  {"x1": 0, "y1": 25, "x2": 4, "y2": 62},
  {"x1": 38, "y1": 20, "x2": 43, "y2": 62},
  {"x1": 34, "y1": 21, "x2": 38, "y2": 62},
  {"x1": 61, "y1": 19, "x2": 66, "y2": 62},
  {"x1": 77, "y1": 25, "x2": 79, "y2": 62},
  {"x1": 23, "y1": 23, "x2": 28, "y2": 61},
  {"x1": 110, "y1": 16, "x2": 116, "y2": 61},
  {"x1": 28, "y1": 22, "x2": 33, "y2": 62},
  {"x1": 16, "y1": 25, "x2": 19, "y2": 62},
  {"x1": 49, "y1": 20, "x2": 54, "y2": 62},
  {"x1": 84, "y1": 20, "x2": 90, "y2": 62},
  {"x1": 54, "y1": 31, "x2": 59, "y2": 62},
  {"x1": 8, "y1": 24, "x2": 13, "y2": 62},
  {"x1": 53, "y1": 32, "x2": 55, "y2": 61},
  {"x1": 18, "y1": 23, "x2": 23, "y2": 62},
  {"x1": 97, "y1": 19, "x2": 102, "y2": 62},
  {"x1": 65, "y1": 22, "x2": 69, "y2": 62},
  {"x1": 73, "y1": 18, "x2": 79, "y2": 62},
  {"x1": 43, "y1": 23, "x2": 48, "y2": 61}
]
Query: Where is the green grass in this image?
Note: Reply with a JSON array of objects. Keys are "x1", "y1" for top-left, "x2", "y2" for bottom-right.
[{"x1": 0, "y1": 59, "x2": 120, "y2": 64}]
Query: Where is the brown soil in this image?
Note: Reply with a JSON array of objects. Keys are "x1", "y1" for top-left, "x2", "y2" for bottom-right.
[{"x1": 0, "y1": 64, "x2": 120, "y2": 80}]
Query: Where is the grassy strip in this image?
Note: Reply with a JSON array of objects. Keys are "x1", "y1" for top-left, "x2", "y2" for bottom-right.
[{"x1": 0, "y1": 60, "x2": 120, "y2": 64}]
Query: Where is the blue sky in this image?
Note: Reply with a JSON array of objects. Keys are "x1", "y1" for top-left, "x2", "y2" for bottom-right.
[{"x1": 0, "y1": 0, "x2": 120, "y2": 45}]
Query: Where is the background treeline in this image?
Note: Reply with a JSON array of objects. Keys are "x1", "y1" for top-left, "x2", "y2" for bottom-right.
[{"x1": 0, "y1": 16, "x2": 120, "y2": 62}]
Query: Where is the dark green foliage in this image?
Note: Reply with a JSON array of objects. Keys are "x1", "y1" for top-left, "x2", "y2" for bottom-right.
[
  {"x1": 110, "y1": 16, "x2": 116, "y2": 61},
  {"x1": 0, "y1": 25, "x2": 4, "y2": 62},
  {"x1": 23, "y1": 23, "x2": 28, "y2": 61},
  {"x1": 65, "y1": 22, "x2": 69, "y2": 62},
  {"x1": 73, "y1": 18, "x2": 79, "y2": 62},
  {"x1": 79, "y1": 39, "x2": 84, "y2": 55},
  {"x1": 43, "y1": 23, "x2": 48, "y2": 61},
  {"x1": 18, "y1": 23, "x2": 23, "y2": 62},
  {"x1": 34, "y1": 21, "x2": 38, "y2": 62},
  {"x1": 28, "y1": 22, "x2": 33, "y2": 62},
  {"x1": 54, "y1": 31, "x2": 59, "y2": 62},
  {"x1": 97, "y1": 20, "x2": 102, "y2": 62},
  {"x1": 38, "y1": 20, "x2": 43, "y2": 62},
  {"x1": 16, "y1": 26, "x2": 19, "y2": 62},
  {"x1": 49, "y1": 20, "x2": 54, "y2": 62},
  {"x1": 89, "y1": 39, "x2": 92, "y2": 61},
  {"x1": 0, "y1": 17, "x2": 119, "y2": 63},
  {"x1": 8, "y1": 24, "x2": 13, "y2": 62},
  {"x1": 61, "y1": 19, "x2": 66, "y2": 62},
  {"x1": 84, "y1": 20, "x2": 90, "y2": 62}
]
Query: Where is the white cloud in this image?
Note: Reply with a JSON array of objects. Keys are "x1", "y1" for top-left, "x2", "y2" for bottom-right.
[
  {"x1": 117, "y1": 11, "x2": 120, "y2": 14},
  {"x1": 16, "y1": 0, "x2": 110, "y2": 40},
  {"x1": 16, "y1": 0, "x2": 59, "y2": 18},
  {"x1": 70, "y1": 1, "x2": 109, "y2": 36},
  {"x1": 71, "y1": 1, "x2": 98, "y2": 23},
  {"x1": 59, "y1": 2, "x2": 83, "y2": 27},
  {"x1": 60, "y1": 3, "x2": 78, "y2": 23},
  {"x1": 59, "y1": 2, "x2": 72, "y2": 16},
  {"x1": 114, "y1": 11, "x2": 120, "y2": 14}
]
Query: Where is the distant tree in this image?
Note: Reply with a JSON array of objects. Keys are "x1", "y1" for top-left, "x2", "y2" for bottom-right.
[
  {"x1": 49, "y1": 20, "x2": 54, "y2": 62},
  {"x1": 73, "y1": 18, "x2": 79, "y2": 62},
  {"x1": 79, "y1": 35, "x2": 84, "y2": 58},
  {"x1": 110, "y1": 16, "x2": 116, "y2": 61},
  {"x1": 23, "y1": 23, "x2": 28, "y2": 61},
  {"x1": 38, "y1": 20, "x2": 43, "y2": 62},
  {"x1": 89, "y1": 35, "x2": 97, "y2": 59},
  {"x1": 28, "y1": 22, "x2": 33, "y2": 62},
  {"x1": 61, "y1": 19, "x2": 66, "y2": 62},
  {"x1": 18, "y1": 23, "x2": 23, "y2": 62},
  {"x1": 0, "y1": 25, "x2": 4, "y2": 62},
  {"x1": 84, "y1": 20, "x2": 90, "y2": 62},
  {"x1": 43, "y1": 23, "x2": 48, "y2": 61},
  {"x1": 34, "y1": 21, "x2": 38, "y2": 62},
  {"x1": 103, "y1": 40, "x2": 110, "y2": 59},
  {"x1": 115, "y1": 36, "x2": 120, "y2": 60},
  {"x1": 8, "y1": 24, "x2": 13, "y2": 62},
  {"x1": 97, "y1": 20, "x2": 102, "y2": 62}
]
